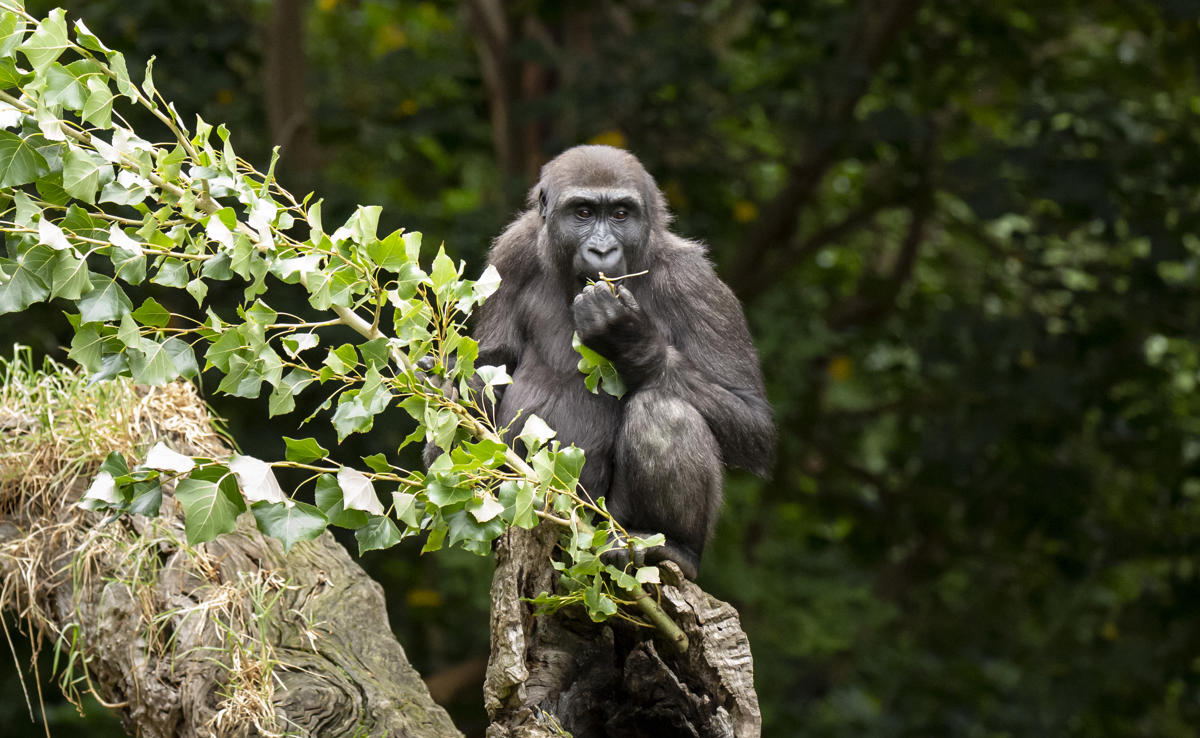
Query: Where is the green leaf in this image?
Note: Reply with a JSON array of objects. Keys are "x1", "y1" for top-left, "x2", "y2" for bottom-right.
[
  {"x1": 268, "y1": 368, "x2": 314, "y2": 417},
  {"x1": 50, "y1": 249, "x2": 92, "y2": 299},
  {"x1": 0, "y1": 59, "x2": 26, "y2": 90},
  {"x1": 43, "y1": 62, "x2": 85, "y2": 109},
  {"x1": 583, "y1": 579, "x2": 618, "y2": 622},
  {"x1": 367, "y1": 228, "x2": 411, "y2": 271},
  {"x1": 68, "y1": 323, "x2": 110, "y2": 371},
  {"x1": 185, "y1": 278, "x2": 208, "y2": 306},
  {"x1": 555, "y1": 446, "x2": 586, "y2": 492},
  {"x1": 77, "y1": 274, "x2": 132, "y2": 323},
  {"x1": 423, "y1": 405, "x2": 455, "y2": 452},
  {"x1": 429, "y1": 245, "x2": 458, "y2": 290},
  {"x1": 100, "y1": 450, "x2": 130, "y2": 478},
  {"x1": 108, "y1": 50, "x2": 136, "y2": 101},
  {"x1": 346, "y1": 204, "x2": 381, "y2": 244},
  {"x1": 391, "y1": 262, "x2": 428, "y2": 302},
  {"x1": 403, "y1": 231, "x2": 422, "y2": 262},
  {"x1": 0, "y1": 130, "x2": 48, "y2": 187},
  {"x1": 129, "y1": 337, "x2": 180, "y2": 385},
  {"x1": 81, "y1": 76, "x2": 114, "y2": 128},
  {"x1": 392, "y1": 490, "x2": 423, "y2": 529},
  {"x1": 314, "y1": 473, "x2": 369, "y2": 529},
  {"x1": 573, "y1": 332, "x2": 626, "y2": 398},
  {"x1": 131, "y1": 297, "x2": 170, "y2": 327},
  {"x1": 151, "y1": 257, "x2": 190, "y2": 288},
  {"x1": 73, "y1": 19, "x2": 112, "y2": 54},
  {"x1": 62, "y1": 146, "x2": 111, "y2": 204},
  {"x1": 425, "y1": 477, "x2": 473, "y2": 508},
  {"x1": 217, "y1": 352, "x2": 264, "y2": 398},
  {"x1": 331, "y1": 394, "x2": 372, "y2": 441},
  {"x1": 445, "y1": 507, "x2": 504, "y2": 549},
  {"x1": 251, "y1": 501, "x2": 327, "y2": 553},
  {"x1": 174, "y1": 466, "x2": 246, "y2": 544},
  {"x1": 499, "y1": 480, "x2": 538, "y2": 529},
  {"x1": 128, "y1": 482, "x2": 163, "y2": 517},
  {"x1": 362, "y1": 453, "x2": 391, "y2": 474},
  {"x1": 476, "y1": 364, "x2": 512, "y2": 404},
  {"x1": 0, "y1": 253, "x2": 50, "y2": 315},
  {"x1": 421, "y1": 525, "x2": 446, "y2": 554},
  {"x1": 355, "y1": 514, "x2": 403, "y2": 554},
  {"x1": 467, "y1": 493, "x2": 505, "y2": 523},
  {"x1": 284, "y1": 436, "x2": 329, "y2": 464},
  {"x1": 18, "y1": 9, "x2": 68, "y2": 72},
  {"x1": 519, "y1": 415, "x2": 557, "y2": 453},
  {"x1": 0, "y1": 13, "x2": 24, "y2": 61},
  {"x1": 163, "y1": 337, "x2": 199, "y2": 378},
  {"x1": 358, "y1": 337, "x2": 390, "y2": 368},
  {"x1": 324, "y1": 343, "x2": 359, "y2": 374}
]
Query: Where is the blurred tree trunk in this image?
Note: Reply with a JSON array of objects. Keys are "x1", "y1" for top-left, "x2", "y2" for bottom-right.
[
  {"x1": 264, "y1": 0, "x2": 319, "y2": 187},
  {"x1": 465, "y1": 3, "x2": 603, "y2": 198}
]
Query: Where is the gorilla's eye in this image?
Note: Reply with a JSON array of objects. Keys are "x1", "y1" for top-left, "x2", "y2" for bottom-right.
[
  {"x1": 575, "y1": 207, "x2": 593, "y2": 220},
  {"x1": 612, "y1": 209, "x2": 629, "y2": 221}
]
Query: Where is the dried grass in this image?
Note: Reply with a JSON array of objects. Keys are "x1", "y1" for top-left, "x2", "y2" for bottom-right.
[{"x1": 0, "y1": 348, "x2": 286, "y2": 736}]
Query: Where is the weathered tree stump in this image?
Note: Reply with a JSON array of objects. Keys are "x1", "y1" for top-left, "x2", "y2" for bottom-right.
[{"x1": 483, "y1": 526, "x2": 761, "y2": 738}]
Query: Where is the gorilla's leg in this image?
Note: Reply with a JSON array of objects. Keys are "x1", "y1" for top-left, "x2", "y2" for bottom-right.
[{"x1": 608, "y1": 391, "x2": 722, "y2": 579}]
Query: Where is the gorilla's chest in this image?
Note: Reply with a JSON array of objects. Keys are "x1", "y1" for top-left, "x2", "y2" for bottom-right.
[{"x1": 498, "y1": 325, "x2": 623, "y2": 493}]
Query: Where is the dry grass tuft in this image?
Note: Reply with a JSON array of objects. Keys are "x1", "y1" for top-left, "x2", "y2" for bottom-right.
[{"x1": 0, "y1": 347, "x2": 286, "y2": 735}]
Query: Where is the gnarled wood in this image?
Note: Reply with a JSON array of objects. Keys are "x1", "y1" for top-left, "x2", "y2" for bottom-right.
[{"x1": 484, "y1": 526, "x2": 761, "y2": 738}]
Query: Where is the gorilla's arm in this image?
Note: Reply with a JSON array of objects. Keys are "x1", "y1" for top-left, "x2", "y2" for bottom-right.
[
  {"x1": 472, "y1": 213, "x2": 543, "y2": 387},
  {"x1": 573, "y1": 243, "x2": 774, "y2": 476}
]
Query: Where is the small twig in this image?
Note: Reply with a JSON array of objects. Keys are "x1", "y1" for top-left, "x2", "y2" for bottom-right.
[
  {"x1": 594, "y1": 269, "x2": 649, "y2": 295},
  {"x1": 631, "y1": 583, "x2": 689, "y2": 653}
]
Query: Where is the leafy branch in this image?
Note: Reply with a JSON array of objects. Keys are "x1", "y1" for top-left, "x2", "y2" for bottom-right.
[{"x1": 0, "y1": 2, "x2": 682, "y2": 642}]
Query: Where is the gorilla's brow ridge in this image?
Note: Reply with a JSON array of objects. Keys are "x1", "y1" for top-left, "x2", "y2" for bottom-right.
[{"x1": 556, "y1": 186, "x2": 643, "y2": 210}]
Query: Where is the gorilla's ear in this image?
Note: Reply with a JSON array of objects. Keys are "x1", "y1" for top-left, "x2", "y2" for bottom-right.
[{"x1": 537, "y1": 188, "x2": 549, "y2": 218}]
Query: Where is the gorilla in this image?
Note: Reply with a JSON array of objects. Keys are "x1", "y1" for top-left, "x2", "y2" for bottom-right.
[{"x1": 473, "y1": 145, "x2": 773, "y2": 578}]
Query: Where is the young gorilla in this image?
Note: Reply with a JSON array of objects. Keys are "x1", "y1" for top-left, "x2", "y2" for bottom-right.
[{"x1": 474, "y1": 145, "x2": 773, "y2": 579}]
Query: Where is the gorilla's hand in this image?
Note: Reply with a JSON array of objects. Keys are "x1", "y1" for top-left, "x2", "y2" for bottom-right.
[{"x1": 572, "y1": 284, "x2": 666, "y2": 385}]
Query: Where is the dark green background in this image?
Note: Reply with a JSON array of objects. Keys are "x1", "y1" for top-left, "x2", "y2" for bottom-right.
[{"x1": 5, "y1": 1, "x2": 1200, "y2": 735}]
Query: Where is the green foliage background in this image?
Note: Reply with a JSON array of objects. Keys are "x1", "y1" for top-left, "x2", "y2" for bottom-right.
[{"x1": 5, "y1": 1, "x2": 1200, "y2": 736}]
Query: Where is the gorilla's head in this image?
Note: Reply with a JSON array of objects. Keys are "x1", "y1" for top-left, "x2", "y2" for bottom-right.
[{"x1": 532, "y1": 146, "x2": 669, "y2": 288}]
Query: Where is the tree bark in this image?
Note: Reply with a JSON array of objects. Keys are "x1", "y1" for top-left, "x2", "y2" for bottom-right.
[
  {"x1": 483, "y1": 526, "x2": 761, "y2": 738},
  {"x1": 0, "y1": 380, "x2": 459, "y2": 738},
  {"x1": 263, "y1": 0, "x2": 319, "y2": 184}
]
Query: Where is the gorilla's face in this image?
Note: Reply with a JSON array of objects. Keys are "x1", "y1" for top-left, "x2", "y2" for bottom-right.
[{"x1": 544, "y1": 186, "x2": 648, "y2": 288}]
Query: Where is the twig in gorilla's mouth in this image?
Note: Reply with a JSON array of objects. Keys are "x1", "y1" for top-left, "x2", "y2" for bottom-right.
[{"x1": 594, "y1": 269, "x2": 650, "y2": 295}]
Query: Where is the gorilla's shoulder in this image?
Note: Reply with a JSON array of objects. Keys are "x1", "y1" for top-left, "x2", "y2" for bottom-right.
[
  {"x1": 656, "y1": 232, "x2": 710, "y2": 259},
  {"x1": 653, "y1": 233, "x2": 719, "y2": 275},
  {"x1": 489, "y1": 209, "x2": 541, "y2": 260}
]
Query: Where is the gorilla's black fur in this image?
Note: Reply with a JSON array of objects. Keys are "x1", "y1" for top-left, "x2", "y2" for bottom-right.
[{"x1": 474, "y1": 145, "x2": 773, "y2": 578}]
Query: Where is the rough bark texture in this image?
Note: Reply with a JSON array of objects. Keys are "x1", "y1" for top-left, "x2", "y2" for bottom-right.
[
  {"x1": 0, "y1": 381, "x2": 460, "y2": 738},
  {"x1": 483, "y1": 526, "x2": 761, "y2": 738}
]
